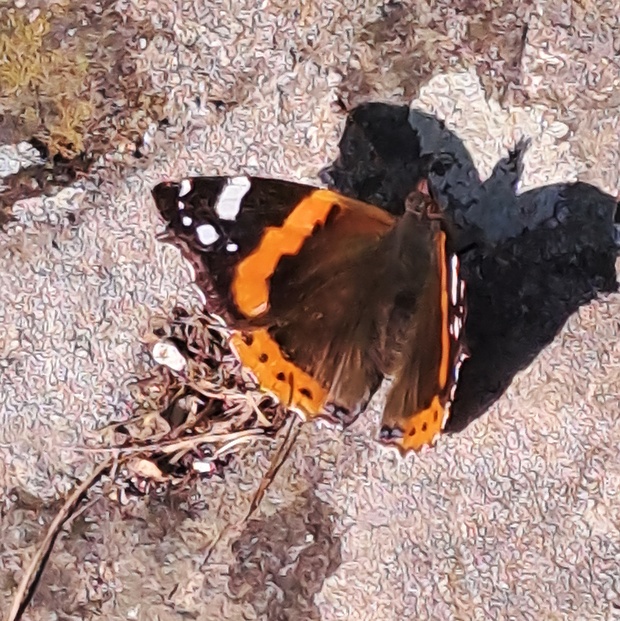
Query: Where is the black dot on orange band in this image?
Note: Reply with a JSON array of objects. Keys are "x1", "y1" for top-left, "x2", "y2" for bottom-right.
[
  {"x1": 422, "y1": 422, "x2": 427, "y2": 432},
  {"x1": 276, "y1": 372, "x2": 286, "y2": 381},
  {"x1": 259, "y1": 353, "x2": 268, "y2": 363},
  {"x1": 242, "y1": 333, "x2": 254, "y2": 345},
  {"x1": 433, "y1": 412, "x2": 438, "y2": 422},
  {"x1": 409, "y1": 427, "x2": 416, "y2": 436},
  {"x1": 299, "y1": 387, "x2": 313, "y2": 399}
]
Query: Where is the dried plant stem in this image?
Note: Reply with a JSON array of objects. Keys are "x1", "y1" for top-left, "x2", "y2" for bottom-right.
[
  {"x1": 6, "y1": 459, "x2": 114, "y2": 621},
  {"x1": 65, "y1": 428, "x2": 265, "y2": 456},
  {"x1": 244, "y1": 415, "x2": 301, "y2": 520},
  {"x1": 151, "y1": 428, "x2": 265, "y2": 454}
]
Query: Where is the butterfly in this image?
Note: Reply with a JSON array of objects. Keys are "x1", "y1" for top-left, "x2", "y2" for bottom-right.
[{"x1": 152, "y1": 175, "x2": 467, "y2": 451}]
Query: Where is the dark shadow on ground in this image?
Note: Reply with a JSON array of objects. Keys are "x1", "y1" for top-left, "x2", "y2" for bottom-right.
[
  {"x1": 321, "y1": 102, "x2": 619, "y2": 432},
  {"x1": 227, "y1": 488, "x2": 341, "y2": 621}
]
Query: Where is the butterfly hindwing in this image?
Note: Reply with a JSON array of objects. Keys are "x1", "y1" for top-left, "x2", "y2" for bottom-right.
[{"x1": 380, "y1": 233, "x2": 467, "y2": 450}]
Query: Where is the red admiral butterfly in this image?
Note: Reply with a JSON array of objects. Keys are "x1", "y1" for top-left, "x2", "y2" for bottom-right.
[{"x1": 153, "y1": 176, "x2": 467, "y2": 451}]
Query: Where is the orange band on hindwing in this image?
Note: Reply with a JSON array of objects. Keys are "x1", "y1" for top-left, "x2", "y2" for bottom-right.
[
  {"x1": 399, "y1": 395, "x2": 446, "y2": 451},
  {"x1": 231, "y1": 190, "x2": 339, "y2": 318},
  {"x1": 437, "y1": 230, "x2": 450, "y2": 390},
  {"x1": 229, "y1": 328, "x2": 328, "y2": 418}
]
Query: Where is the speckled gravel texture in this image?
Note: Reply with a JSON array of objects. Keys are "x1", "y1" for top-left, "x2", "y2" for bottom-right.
[{"x1": 1, "y1": 0, "x2": 620, "y2": 619}]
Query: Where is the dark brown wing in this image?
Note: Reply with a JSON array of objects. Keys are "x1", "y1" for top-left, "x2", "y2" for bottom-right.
[
  {"x1": 257, "y1": 199, "x2": 434, "y2": 422},
  {"x1": 153, "y1": 176, "x2": 466, "y2": 450}
]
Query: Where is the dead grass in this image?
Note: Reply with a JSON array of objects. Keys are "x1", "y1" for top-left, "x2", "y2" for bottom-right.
[
  {"x1": 0, "y1": 2, "x2": 164, "y2": 159},
  {"x1": 90, "y1": 306, "x2": 291, "y2": 492},
  {"x1": 5, "y1": 306, "x2": 297, "y2": 619}
]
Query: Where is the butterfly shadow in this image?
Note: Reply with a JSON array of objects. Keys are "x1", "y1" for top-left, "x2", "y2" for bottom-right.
[{"x1": 321, "y1": 102, "x2": 619, "y2": 433}]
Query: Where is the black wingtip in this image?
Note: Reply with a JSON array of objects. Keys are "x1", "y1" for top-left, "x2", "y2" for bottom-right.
[{"x1": 152, "y1": 181, "x2": 180, "y2": 221}]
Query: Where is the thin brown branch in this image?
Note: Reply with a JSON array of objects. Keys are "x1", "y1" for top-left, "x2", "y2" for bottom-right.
[
  {"x1": 245, "y1": 415, "x2": 301, "y2": 520},
  {"x1": 6, "y1": 459, "x2": 114, "y2": 621}
]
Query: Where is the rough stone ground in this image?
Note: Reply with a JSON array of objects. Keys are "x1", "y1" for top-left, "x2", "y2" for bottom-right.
[{"x1": 1, "y1": 0, "x2": 619, "y2": 619}]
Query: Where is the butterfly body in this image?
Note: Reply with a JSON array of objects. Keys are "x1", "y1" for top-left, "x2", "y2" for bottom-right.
[{"x1": 153, "y1": 175, "x2": 467, "y2": 451}]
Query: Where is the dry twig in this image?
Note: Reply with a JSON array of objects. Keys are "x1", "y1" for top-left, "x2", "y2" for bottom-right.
[{"x1": 6, "y1": 459, "x2": 115, "y2": 621}]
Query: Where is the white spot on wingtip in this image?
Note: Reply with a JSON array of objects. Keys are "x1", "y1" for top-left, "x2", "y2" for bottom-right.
[
  {"x1": 182, "y1": 215, "x2": 193, "y2": 226},
  {"x1": 179, "y1": 179, "x2": 192, "y2": 197},
  {"x1": 178, "y1": 200, "x2": 185, "y2": 210},
  {"x1": 215, "y1": 176, "x2": 251, "y2": 220},
  {"x1": 196, "y1": 223, "x2": 219, "y2": 246},
  {"x1": 452, "y1": 315, "x2": 463, "y2": 338},
  {"x1": 226, "y1": 242, "x2": 239, "y2": 252},
  {"x1": 450, "y1": 255, "x2": 459, "y2": 306}
]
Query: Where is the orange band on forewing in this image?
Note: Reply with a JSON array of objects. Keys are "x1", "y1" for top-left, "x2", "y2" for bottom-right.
[
  {"x1": 230, "y1": 328, "x2": 327, "y2": 418},
  {"x1": 437, "y1": 230, "x2": 450, "y2": 389},
  {"x1": 232, "y1": 190, "x2": 338, "y2": 318}
]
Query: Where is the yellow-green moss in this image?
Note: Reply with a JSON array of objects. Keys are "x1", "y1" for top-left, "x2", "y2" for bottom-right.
[
  {"x1": 0, "y1": 5, "x2": 164, "y2": 160},
  {"x1": 0, "y1": 11, "x2": 93, "y2": 157}
]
